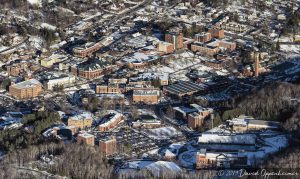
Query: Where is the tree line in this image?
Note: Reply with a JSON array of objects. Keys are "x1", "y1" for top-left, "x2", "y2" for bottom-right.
[
  {"x1": 0, "y1": 142, "x2": 113, "y2": 179},
  {"x1": 0, "y1": 141, "x2": 219, "y2": 179},
  {"x1": 0, "y1": 111, "x2": 60, "y2": 152},
  {"x1": 217, "y1": 82, "x2": 300, "y2": 130}
]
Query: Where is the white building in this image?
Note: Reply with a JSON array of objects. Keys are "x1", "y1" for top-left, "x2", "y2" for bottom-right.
[
  {"x1": 46, "y1": 76, "x2": 76, "y2": 90},
  {"x1": 198, "y1": 133, "x2": 257, "y2": 145}
]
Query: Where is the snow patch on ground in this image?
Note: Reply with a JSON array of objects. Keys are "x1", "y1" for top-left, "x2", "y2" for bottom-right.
[
  {"x1": 280, "y1": 45, "x2": 300, "y2": 54},
  {"x1": 119, "y1": 160, "x2": 182, "y2": 176},
  {"x1": 144, "y1": 126, "x2": 182, "y2": 139},
  {"x1": 28, "y1": 36, "x2": 44, "y2": 50},
  {"x1": 27, "y1": 0, "x2": 42, "y2": 6},
  {"x1": 41, "y1": 23, "x2": 57, "y2": 31}
]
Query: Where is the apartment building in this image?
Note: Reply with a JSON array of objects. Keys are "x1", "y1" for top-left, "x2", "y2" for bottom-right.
[
  {"x1": 73, "y1": 42, "x2": 103, "y2": 57},
  {"x1": 220, "y1": 22, "x2": 249, "y2": 33},
  {"x1": 77, "y1": 132, "x2": 95, "y2": 146},
  {"x1": 99, "y1": 137, "x2": 117, "y2": 155},
  {"x1": 9, "y1": 79, "x2": 43, "y2": 99},
  {"x1": 98, "y1": 112, "x2": 124, "y2": 132},
  {"x1": 6, "y1": 61, "x2": 27, "y2": 76},
  {"x1": 67, "y1": 112, "x2": 93, "y2": 129},
  {"x1": 132, "y1": 90, "x2": 160, "y2": 104}
]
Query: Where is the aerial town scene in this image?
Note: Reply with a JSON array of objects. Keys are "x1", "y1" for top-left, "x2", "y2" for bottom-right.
[{"x1": 0, "y1": 0, "x2": 300, "y2": 178}]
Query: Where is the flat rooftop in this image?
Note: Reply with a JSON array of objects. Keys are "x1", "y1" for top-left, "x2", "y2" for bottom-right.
[
  {"x1": 99, "y1": 112, "x2": 123, "y2": 127},
  {"x1": 229, "y1": 116, "x2": 281, "y2": 128},
  {"x1": 133, "y1": 90, "x2": 159, "y2": 96},
  {"x1": 76, "y1": 58, "x2": 111, "y2": 71},
  {"x1": 195, "y1": 32, "x2": 211, "y2": 37},
  {"x1": 173, "y1": 106, "x2": 198, "y2": 114},
  {"x1": 78, "y1": 132, "x2": 94, "y2": 138},
  {"x1": 164, "y1": 81, "x2": 205, "y2": 95},
  {"x1": 198, "y1": 133, "x2": 257, "y2": 145},
  {"x1": 69, "y1": 112, "x2": 93, "y2": 121},
  {"x1": 12, "y1": 79, "x2": 41, "y2": 89}
]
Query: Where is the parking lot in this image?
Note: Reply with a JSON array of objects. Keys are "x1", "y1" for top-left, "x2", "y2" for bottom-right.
[{"x1": 93, "y1": 126, "x2": 184, "y2": 155}]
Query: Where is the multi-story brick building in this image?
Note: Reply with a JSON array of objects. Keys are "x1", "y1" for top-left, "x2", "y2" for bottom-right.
[
  {"x1": 77, "y1": 132, "x2": 95, "y2": 146},
  {"x1": 158, "y1": 73, "x2": 169, "y2": 86},
  {"x1": 132, "y1": 90, "x2": 160, "y2": 104},
  {"x1": 125, "y1": 84, "x2": 157, "y2": 92},
  {"x1": 187, "y1": 107, "x2": 213, "y2": 129},
  {"x1": 40, "y1": 54, "x2": 68, "y2": 68},
  {"x1": 183, "y1": 38, "x2": 195, "y2": 49},
  {"x1": 187, "y1": 112, "x2": 205, "y2": 129},
  {"x1": 68, "y1": 112, "x2": 93, "y2": 129},
  {"x1": 6, "y1": 61, "x2": 27, "y2": 76},
  {"x1": 165, "y1": 31, "x2": 184, "y2": 50},
  {"x1": 195, "y1": 33, "x2": 212, "y2": 43},
  {"x1": 73, "y1": 42, "x2": 103, "y2": 57},
  {"x1": 173, "y1": 104, "x2": 213, "y2": 129},
  {"x1": 158, "y1": 41, "x2": 174, "y2": 54},
  {"x1": 196, "y1": 149, "x2": 213, "y2": 169},
  {"x1": 208, "y1": 28, "x2": 224, "y2": 39},
  {"x1": 71, "y1": 58, "x2": 111, "y2": 79},
  {"x1": 196, "y1": 149, "x2": 248, "y2": 169},
  {"x1": 127, "y1": 61, "x2": 148, "y2": 69},
  {"x1": 191, "y1": 39, "x2": 236, "y2": 56},
  {"x1": 218, "y1": 41, "x2": 236, "y2": 51},
  {"x1": 108, "y1": 78, "x2": 128, "y2": 84},
  {"x1": 99, "y1": 137, "x2": 117, "y2": 155},
  {"x1": 220, "y1": 22, "x2": 248, "y2": 33},
  {"x1": 98, "y1": 112, "x2": 124, "y2": 132},
  {"x1": 132, "y1": 114, "x2": 161, "y2": 128},
  {"x1": 204, "y1": 59, "x2": 232, "y2": 69},
  {"x1": 95, "y1": 84, "x2": 122, "y2": 94},
  {"x1": 191, "y1": 42, "x2": 220, "y2": 56},
  {"x1": 9, "y1": 79, "x2": 43, "y2": 99}
]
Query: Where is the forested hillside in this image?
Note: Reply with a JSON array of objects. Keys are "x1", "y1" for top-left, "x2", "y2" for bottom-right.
[
  {"x1": 0, "y1": 142, "x2": 217, "y2": 179},
  {"x1": 0, "y1": 143, "x2": 113, "y2": 179},
  {"x1": 264, "y1": 146, "x2": 300, "y2": 169},
  {"x1": 222, "y1": 82, "x2": 300, "y2": 129}
]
